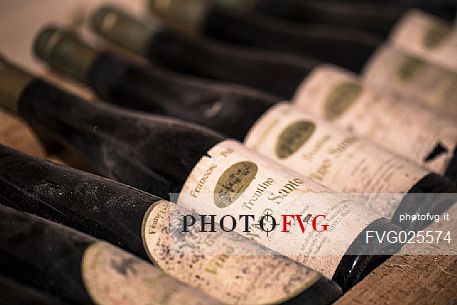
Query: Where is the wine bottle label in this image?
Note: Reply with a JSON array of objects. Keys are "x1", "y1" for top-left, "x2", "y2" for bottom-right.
[
  {"x1": 245, "y1": 103, "x2": 428, "y2": 218},
  {"x1": 82, "y1": 242, "x2": 217, "y2": 305},
  {"x1": 178, "y1": 140, "x2": 380, "y2": 277},
  {"x1": 294, "y1": 65, "x2": 457, "y2": 174},
  {"x1": 390, "y1": 10, "x2": 457, "y2": 72},
  {"x1": 363, "y1": 45, "x2": 457, "y2": 119},
  {"x1": 142, "y1": 200, "x2": 321, "y2": 305}
]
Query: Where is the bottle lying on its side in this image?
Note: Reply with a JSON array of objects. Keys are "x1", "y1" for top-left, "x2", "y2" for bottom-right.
[
  {"x1": 0, "y1": 204, "x2": 222, "y2": 305},
  {"x1": 0, "y1": 144, "x2": 342, "y2": 305},
  {"x1": 30, "y1": 28, "x2": 457, "y2": 230},
  {"x1": 150, "y1": 0, "x2": 384, "y2": 73},
  {"x1": 90, "y1": 7, "x2": 457, "y2": 174},
  {"x1": 149, "y1": 0, "x2": 457, "y2": 100},
  {"x1": 150, "y1": 0, "x2": 457, "y2": 73},
  {"x1": 252, "y1": 1, "x2": 457, "y2": 73},
  {"x1": 0, "y1": 56, "x2": 402, "y2": 291}
]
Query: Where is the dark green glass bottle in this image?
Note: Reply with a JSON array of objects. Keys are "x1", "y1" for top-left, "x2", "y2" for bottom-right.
[
  {"x1": 0, "y1": 144, "x2": 342, "y2": 305},
  {"x1": 251, "y1": 0, "x2": 457, "y2": 37},
  {"x1": 89, "y1": 8, "x2": 457, "y2": 184},
  {"x1": 148, "y1": 0, "x2": 383, "y2": 73},
  {"x1": 0, "y1": 275, "x2": 64, "y2": 305},
  {"x1": 29, "y1": 27, "x2": 457, "y2": 231},
  {"x1": 0, "y1": 56, "x2": 401, "y2": 291},
  {"x1": 0, "y1": 204, "x2": 219, "y2": 305}
]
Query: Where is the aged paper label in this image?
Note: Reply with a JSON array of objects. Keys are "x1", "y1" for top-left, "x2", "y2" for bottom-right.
[
  {"x1": 245, "y1": 103, "x2": 428, "y2": 218},
  {"x1": 142, "y1": 200, "x2": 322, "y2": 305},
  {"x1": 178, "y1": 140, "x2": 380, "y2": 277},
  {"x1": 82, "y1": 242, "x2": 218, "y2": 305},
  {"x1": 390, "y1": 10, "x2": 457, "y2": 72},
  {"x1": 294, "y1": 65, "x2": 457, "y2": 173},
  {"x1": 363, "y1": 45, "x2": 457, "y2": 120}
]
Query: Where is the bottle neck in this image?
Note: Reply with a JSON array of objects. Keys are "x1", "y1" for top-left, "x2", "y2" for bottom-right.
[
  {"x1": 86, "y1": 52, "x2": 273, "y2": 142},
  {"x1": 0, "y1": 56, "x2": 34, "y2": 113},
  {"x1": 91, "y1": 6, "x2": 161, "y2": 56},
  {"x1": 149, "y1": 0, "x2": 257, "y2": 33},
  {"x1": 34, "y1": 26, "x2": 98, "y2": 84},
  {"x1": 18, "y1": 76, "x2": 223, "y2": 195},
  {"x1": 150, "y1": 0, "x2": 210, "y2": 33}
]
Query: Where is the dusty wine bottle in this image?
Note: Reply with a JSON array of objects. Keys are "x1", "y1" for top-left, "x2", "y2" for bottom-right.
[
  {"x1": 0, "y1": 204, "x2": 221, "y2": 305},
  {"x1": 0, "y1": 275, "x2": 64, "y2": 305},
  {"x1": 31, "y1": 27, "x2": 457, "y2": 226},
  {"x1": 149, "y1": 0, "x2": 383, "y2": 73},
  {"x1": 147, "y1": 0, "x2": 457, "y2": 118},
  {"x1": 250, "y1": 0, "x2": 457, "y2": 38},
  {"x1": 187, "y1": 1, "x2": 457, "y2": 72},
  {"x1": 362, "y1": 45, "x2": 457, "y2": 119},
  {"x1": 89, "y1": 9, "x2": 457, "y2": 177},
  {"x1": 0, "y1": 56, "x2": 401, "y2": 291},
  {"x1": 0, "y1": 144, "x2": 342, "y2": 305},
  {"x1": 91, "y1": 5, "x2": 320, "y2": 99}
]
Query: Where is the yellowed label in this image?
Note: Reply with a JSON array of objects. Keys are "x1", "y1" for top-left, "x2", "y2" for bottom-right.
[
  {"x1": 178, "y1": 140, "x2": 380, "y2": 277},
  {"x1": 363, "y1": 45, "x2": 457, "y2": 120},
  {"x1": 390, "y1": 10, "x2": 457, "y2": 72},
  {"x1": 246, "y1": 103, "x2": 428, "y2": 218},
  {"x1": 82, "y1": 242, "x2": 219, "y2": 305},
  {"x1": 142, "y1": 201, "x2": 321, "y2": 305},
  {"x1": 294, "y1": 65, "x2": 457, "y2": 173},
  {"x1": 323, "y1": 82, "x2": 361, "y2": 121}
]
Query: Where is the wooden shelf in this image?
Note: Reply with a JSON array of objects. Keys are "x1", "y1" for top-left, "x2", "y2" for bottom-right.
[{"x1": 335, "y1": 255, "x2": 457, "y2": 305}]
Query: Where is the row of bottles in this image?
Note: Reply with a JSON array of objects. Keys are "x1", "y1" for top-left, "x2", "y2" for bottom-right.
[
  {"x1": 0, "y1": 56, "x2": 401, "y2": 291},
  {"x1": 0, "y1": 1, "x2": 456, "y2": 304},
  {"x1": 87, "y1": 5, "x2": 457, "y2": 174}
]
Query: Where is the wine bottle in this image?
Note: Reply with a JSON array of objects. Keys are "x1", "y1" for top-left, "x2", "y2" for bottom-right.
[
  {"x1": 0, "y1": 204, "x2": 221, "y2": 305},
  {"x1": 90, "y1": 8, "x2": 457, "y2": 176},
  {"x1": 91, "y1": 6, "x2": 320, "y2": 100},
  {"x1": 199, "y1": 0, "x2": 457, "y2": 71},
  {"x1": 0, "y1": 275, "x2": 64, "y2": 305},
  {"x1": 149, "y1": 0, "x2": 383, "y2": 73},
  {"x1": 0, "y1": 144, "x2": 342, "y2": 305},
  {"x1": 32, "y1": 26, "x2": 457, "y2": 223},
  {"x1": 0, "y1": 55, "x2": 401, "y2": 291},
  {"x1": 251, "y1": 0, "x2": 457, "y2": 38},
  {"x1": 149, "y1": 0, "x2": 457, "y2": 73},
  {"x1": 268, "y1": 2, "x2": 457, "y2": 73},
  {"x1": 146, "y1": 0, "x2": 457, "y2": 117}
]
